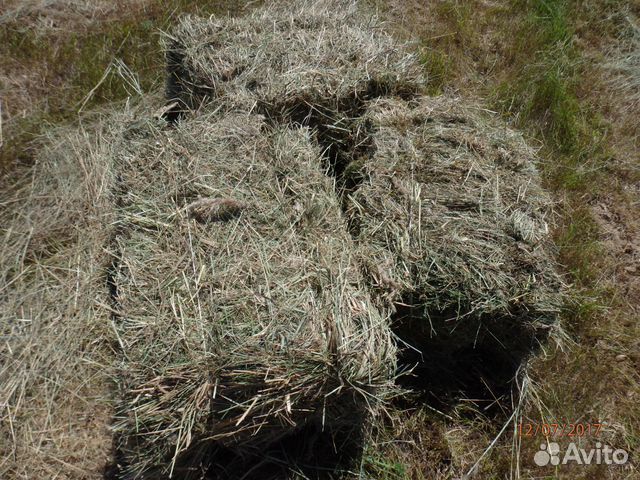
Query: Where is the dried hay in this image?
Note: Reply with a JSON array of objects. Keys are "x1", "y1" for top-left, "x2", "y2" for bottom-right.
[
  {"x1": 0, "y1": 0, "x2": 569, "y2": 477},
  {"x1": 164, "y1": 0, "x2": 423, "y2": 119},
  {"x1": 110, "y1": 111, "x2": 395, "y2": 478},
  {"x1": 345, "y1": 96, "x2": 564, "y2": 333},
  {"x1": 0, "y1": 0, "x2": 144, "y2": 31},
  {"x1": 0, "y1": 114, "x2": 128, "y2": 478},
  {"x1": 607, "y1": 13, "x2": 640, "y2": 110}
]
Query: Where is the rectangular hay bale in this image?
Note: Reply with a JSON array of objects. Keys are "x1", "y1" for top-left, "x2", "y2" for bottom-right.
[
  {"x1": 0, "y1": 119, "x2": 122, "y2": 479},
  {"x1": 164, "y1": 0, "x2": 423, "y2": 117},
  {"x1": 111, "y1": 111, "x2": 395, "y2": 478},
  {"x1": 345, "y1": 96, "x2": 565, "y2": 327}
]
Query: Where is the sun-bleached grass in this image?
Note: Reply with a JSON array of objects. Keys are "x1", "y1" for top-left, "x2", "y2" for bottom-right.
[
  {"x1": 110, "y1": 111, "x2": 396, "y2": 478},
  {"x1": 0, "y1": 106, "x2": 137, "y2": 479},
  {"x1": 164, "y1": 0, "x2": 424, "y2": 118},
  {"x1": 607, "y1": 14, "x2": 640, "y2": 111},
  {"x1": 347, "y1": 95, "x2": 564, "y2": 327},
  {"x1": 0, "y1": 0, "x2": 259, "y2": 172}
]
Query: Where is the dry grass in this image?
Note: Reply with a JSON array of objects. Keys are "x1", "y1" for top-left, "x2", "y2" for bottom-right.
[
  {"x1": 4, "y1": 0, "x2": 637, "y2": 479},
  {"x1": 361, "y1": 1, "x2": 640, "y2": 478},
  {"x1": 605, "y1": 11, "x2": 640, "y2": 111},
  {"x1": 347, "y1": 95, "x2": 564, "y2": 325},
  {"x1": 164, "y1": 0, "x2": 423, "y2": 119},
  {"x1": 110, "y1": 111, "x2": 395, "y2": 478},
  {"x1": 0, "y1": 0, "x2": 260, "y2": 171},
  {"x1": 0, "y1": 105, "x2": 137, "y2": 479},
  {"x1": 0, "y1": 0, "x2": 136, "y2": 30},
  {"x1": 152, "y1": 3, "x2": 567, "y2": 478},
  {"x1": 347, "y1": 94, "x2": 566, "y2": 480}
]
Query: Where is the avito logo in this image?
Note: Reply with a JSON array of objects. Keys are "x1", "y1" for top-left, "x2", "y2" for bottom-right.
[{"x1": 534, "y1": 442, "x2": 629, "y2": 466}]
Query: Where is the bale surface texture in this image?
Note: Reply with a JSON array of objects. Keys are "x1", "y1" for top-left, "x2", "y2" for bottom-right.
[
  {"x1": 111, "y1": 112, "x2": 395, "y2": 477},
  {"x1": 0, "y1": 119, "x2": 123, "y2": 479},
  {"x1": 165, "y1": 0, "x2": 423, "y2": 116},
  {"x1": 346, "y1": 96, "x2": 564, "y2": 326}
]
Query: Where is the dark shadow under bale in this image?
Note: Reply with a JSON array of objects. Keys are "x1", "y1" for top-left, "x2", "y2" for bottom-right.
[
  {"x1": 188, "y1": 420, "x2": 364, "y2": 480},
  {"x1": 392, "y1": 301, "x2": 549, "y2": 417},
  {"x1": 105, "y1": 416, "x2": 366, "y2": 480}
]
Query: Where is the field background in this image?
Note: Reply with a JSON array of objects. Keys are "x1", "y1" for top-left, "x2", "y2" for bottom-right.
[{"x1": 1, "y1": 0, "x2": 638, "y2": 478}]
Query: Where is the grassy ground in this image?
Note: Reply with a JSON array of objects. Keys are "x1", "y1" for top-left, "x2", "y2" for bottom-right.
[
  {"x1": 1, "y1": 0, "x2": 638, "y2": 479},
  {"x1": 0, "y1": 0, "x2": 259, "y2": 171}
]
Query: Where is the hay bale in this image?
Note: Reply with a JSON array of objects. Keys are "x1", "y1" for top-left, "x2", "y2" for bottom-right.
[
  {"x1": 165, "y1": 0, "x2": 423, "y2": 118},
  {"x1": 0, "y1": 117, "x2": 124, "y2": 479},
  {"x1": 1, "y1": 1, "x2": 568, "y2": 476},
  {"x1": 111, "y1": 111, "x2": 395, "y2": 478},
  {"x1": 345, "y1": 96, "x2": 564, "y2": 330}
]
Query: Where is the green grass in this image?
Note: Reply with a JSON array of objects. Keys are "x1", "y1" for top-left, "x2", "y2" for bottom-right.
[
  {"x1": 362, "y1": 453, "x2": 408, "y2": 480},
  {"x1": 555, "y1": 206, "x2": 602, "y2": 286},
  {"x1": 1, "y1": 19, "x2": 158, "y2": 167},
  {"x1": 494, "y1": 0, "x2": 580, "y2": 154},
  {"x1": 420, "y1": 48, "x2": 452, "y2": 95},
  {"x1": 488, "y1": 3, "x2": 640, "y2": 475},
  {"x1": 491, "y1": 0, "x2": 612, "y2": 300},
  {"x1": 434, "y1": 0, "x2": 474, "y2": 46},
  {"x1": 0, "y1": 0, "x2": 260, "y2": 171}
]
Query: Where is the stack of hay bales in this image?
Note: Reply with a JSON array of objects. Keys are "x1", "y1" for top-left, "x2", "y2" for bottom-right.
[
  {"x1": 112, "y1": 0, "x2": 565, "y2": 469},
  {"x1": 0, "y1": 0, "x2": 566, "y2": 478},
  {"x1": 110, "y1": 112, "x2": 395, "y2": 478},
  {"x1": 345, "y1": 97, "x2": 564, "y2": 340},
  {"x1": 107, "y1": 1, "x2": 423, "y2": 476},
  {"x1": 0, "y1": 118, "x2": 125, "y2": 478},
  {"x1": 163, "y1": 0, "x2": 564, "y2": 340}
]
